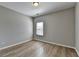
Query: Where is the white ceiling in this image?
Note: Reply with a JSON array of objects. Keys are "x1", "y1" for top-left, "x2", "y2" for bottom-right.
[{"x1": 0, "y1": 2, "x2": 76, "y2": 17}]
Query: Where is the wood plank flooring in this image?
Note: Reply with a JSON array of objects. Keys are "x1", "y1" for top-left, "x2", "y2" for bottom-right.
[{"x1": 0, "y1": 40, "x2": 78, "y2": 57}]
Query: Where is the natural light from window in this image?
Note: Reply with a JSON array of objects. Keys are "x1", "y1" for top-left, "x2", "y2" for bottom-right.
[{"x1": 36, "y1": 22, "x2": 43, "y2": 36}]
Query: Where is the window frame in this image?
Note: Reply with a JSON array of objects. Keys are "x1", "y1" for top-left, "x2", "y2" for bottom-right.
[{"x1": 36, "y1": 21, "x2": 44, "y2": 36}]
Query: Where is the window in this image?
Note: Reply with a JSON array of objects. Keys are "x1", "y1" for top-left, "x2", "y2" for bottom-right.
[{"x1": 36, "y1": 22, "x2": 44, "y2": 36}]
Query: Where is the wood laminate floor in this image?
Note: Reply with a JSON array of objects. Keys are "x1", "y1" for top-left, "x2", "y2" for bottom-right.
[{"x1": 0, "y1": 40, "x2": 78, "y2": 57}]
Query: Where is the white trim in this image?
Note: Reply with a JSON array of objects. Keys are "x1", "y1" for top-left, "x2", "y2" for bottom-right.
[
  {"x1": 0, "y1": 39, "x2": 32, "y2": 50},
  {"x1": 35, "y1": 39, "x2": 79, "y2": 56},
  {"x1": 0, "y1": 38, "x2": 79, "y2": 56},
  {"x1": 75, "y1": 48, "x2": 79, "y2": 56},
  {"x1": 35, "y1": 39, "x2": 75, "y2": 49}
]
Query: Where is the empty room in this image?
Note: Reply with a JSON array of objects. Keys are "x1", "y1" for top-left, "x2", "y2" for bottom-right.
[{"x1": 0, "y1": 1, "x2": 79, "y2": 57}]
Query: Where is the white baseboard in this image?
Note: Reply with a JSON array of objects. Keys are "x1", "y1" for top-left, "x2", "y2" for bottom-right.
[
  {"x1": 75, "y1": 48, "x2": 79, "y2": 56},
  {"x1": 0, "y1": 38, "x2": 78, "y2": 56},
  {"x1": 35, "y1": 39, "x2": 75, "y2": 49},
  {"x1": 34, "y1": 39, "x2": 79, "y2": 56},
  {"x1": 0, "y1": 39, "x2": 32, "y2": 50}
]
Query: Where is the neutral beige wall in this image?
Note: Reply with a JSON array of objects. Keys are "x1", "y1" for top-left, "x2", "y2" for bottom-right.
[
  {"x1": 0, "y1": 6, "x2": 33, "y2": 48},
  {"x1": 34, "y1": 8, "x2": 75, "y2": 47},
  {"x1": 75, "y1": 3, "x2": 79, "y2": 55}
]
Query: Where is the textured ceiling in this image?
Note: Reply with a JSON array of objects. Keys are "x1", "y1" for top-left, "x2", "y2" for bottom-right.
[{"x1": 0, "y1": 2, "x2": 76, "y2": 17}]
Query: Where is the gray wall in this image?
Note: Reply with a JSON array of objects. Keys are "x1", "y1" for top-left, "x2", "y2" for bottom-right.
[
  {"x1": 34, "y1": 8, "x2": 75, "y2": 47},
  {"x1": 75, "y1": 3, "x2": 79, "y2": 55},
  {"x1": 0, "y1": 6, "x2": 33, "y2": 48}
]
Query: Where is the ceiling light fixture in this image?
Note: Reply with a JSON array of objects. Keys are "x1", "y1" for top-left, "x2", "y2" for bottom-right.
[{"x1": 33, "y1": 2, "x2": 39, "y2": 7}]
